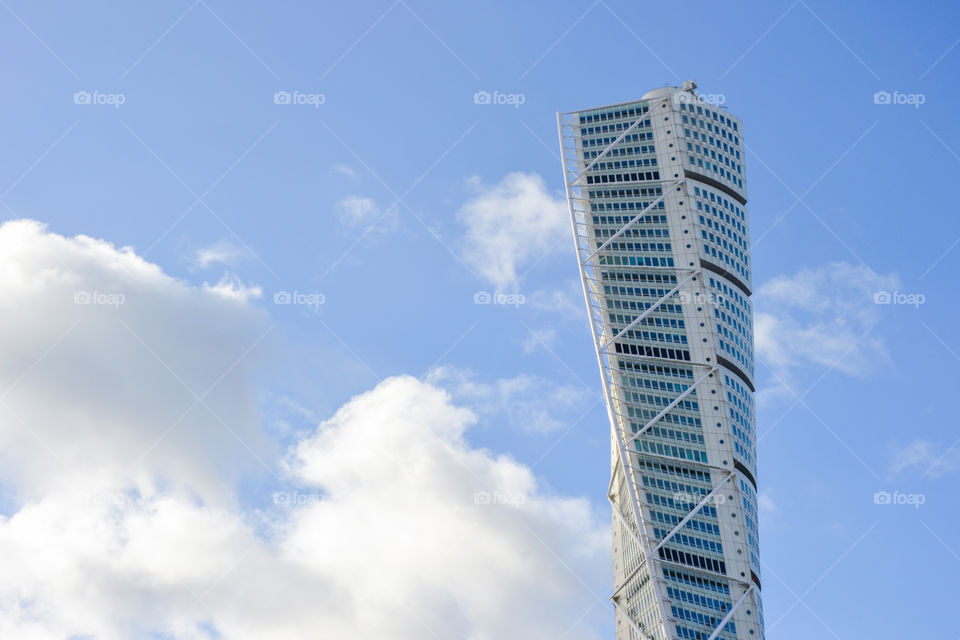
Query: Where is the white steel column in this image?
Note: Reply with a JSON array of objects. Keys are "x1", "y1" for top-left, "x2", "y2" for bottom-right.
[
  {"x1": 706, "y1": 586, "x2": 755, "y2": 640},
  {"x1": 653, "y1": 471, "x2": 734, "y2": 552},
  {"x1": 559, "y1": 109, "x2": 673, "y2": 638},
  {"x1": 624, "y1": 365, "x2": 718, "y2": 447}
]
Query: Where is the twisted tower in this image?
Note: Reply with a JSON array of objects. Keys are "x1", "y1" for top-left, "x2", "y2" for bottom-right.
[{"x1": 558, "y1": 81, "x2": 764, "y2": 640}]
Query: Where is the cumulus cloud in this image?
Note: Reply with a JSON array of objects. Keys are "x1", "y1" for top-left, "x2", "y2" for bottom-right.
[
  {"x1": 284, "y1": 376, "x2": 607, "y2": 637},
  {"x1": 457, "y1": 172, "x2": 568, "y2": 291},
  {"x1": 0, "y1": 220, "x2": 608, "y2": 639},
  {"x1": 0, "y1": 219, "x2": 274, "y2": 500},
  {"x1": 753, "y1": 262, "x2": 899, "y2": 401},
  {"x1": 427, "y1": 365, "x2": 593, "y2": 434}
]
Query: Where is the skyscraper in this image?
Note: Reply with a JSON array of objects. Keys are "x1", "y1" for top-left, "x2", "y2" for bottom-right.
[{"x1": 558, "y1": 81, "x2": 764, "y2": 640}]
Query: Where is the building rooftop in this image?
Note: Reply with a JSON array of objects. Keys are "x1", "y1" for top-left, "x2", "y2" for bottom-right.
[{"x1": 640, "y1": 86, "x2": 679, "y2": 100}]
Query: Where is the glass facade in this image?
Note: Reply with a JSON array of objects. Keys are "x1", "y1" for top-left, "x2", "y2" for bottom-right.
[{"x1": 559, "y1": 84, "x2": 764, "y2": 640}]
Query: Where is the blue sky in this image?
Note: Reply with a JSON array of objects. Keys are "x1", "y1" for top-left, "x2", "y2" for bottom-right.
[{"x1": 0, "y1": 1, "x2": 958, "y2": 638}]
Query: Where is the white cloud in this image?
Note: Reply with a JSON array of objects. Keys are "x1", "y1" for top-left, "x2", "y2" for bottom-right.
[
  {"x1": 0, "y1": 378, "x2": 608, "y2": 639},
  {"x1": 0, "y1": 220, "x2": 609, "y2": 639},
  {"x1": 754, "y1": 262, "x2": 899, "y2": 401},
  {"x1": 528, "y1": 284, "x2": 584, "y2": 321},
  {"x1": 336, "y1": 195, "x2": 379, "y2": 225},
  {"x1": 522, "y1": 327, "x2": 557, "y2": 354},
  {"x1": 886, "y1": 439, "x2": 960, "y2": 478},
  {"x1": 204, "y1": 273, "x2": 263, "y2": 302},
  {"x1": 285, "y1": 375, "x2": 607, "y2": 637},
  {"x1": 0, "y1": 219, "x2": 273, "y2": 500},
  {"x1": 193, "y1": 241, "x2": 245, "y2": 269},
  {"x1": 427, "y1": 366, "x2": 592, "y2": 434},
  {"x1": 336, "y1": 195, "x2": 398, "y2": 241},
  {"x1": 331, "y1": 164, "x2": 357, "y2": 179},
  {"x1": 757, "y1": 491, "x2": 777, "y2": 512},
  {"x1": 457, "y1": 173, "x2": 568, "y2": 291}
]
